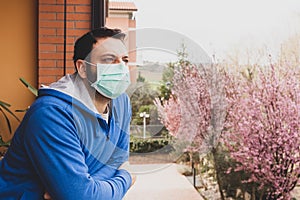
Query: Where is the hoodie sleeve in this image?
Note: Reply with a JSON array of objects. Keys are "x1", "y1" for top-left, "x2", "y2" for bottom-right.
[
  {"x1": 23, "y1": 104, "x2": 131, "y2": 200},
  {"x1": 92, "y1": 94, "x2": 132, "y2": 179}
]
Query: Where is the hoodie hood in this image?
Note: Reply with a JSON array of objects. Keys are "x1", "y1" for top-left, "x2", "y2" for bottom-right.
[{"x1": 41, "y1": 73, "x2": 99, "y2": 114}]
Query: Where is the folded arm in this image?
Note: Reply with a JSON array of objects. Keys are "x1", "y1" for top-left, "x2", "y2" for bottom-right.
[{"x1": 23, "y1": 105, "x2": 131, "y2": 200}]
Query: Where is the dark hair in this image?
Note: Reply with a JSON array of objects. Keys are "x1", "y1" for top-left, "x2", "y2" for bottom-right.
[{"x1": 73, "y1": 27, "x2": 125, "y2": 67}]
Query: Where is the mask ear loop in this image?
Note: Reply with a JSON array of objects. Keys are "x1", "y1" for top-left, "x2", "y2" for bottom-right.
[
  {"x1": 83, "y1": 60, "x2": 97, "y2": 85},
  {"x1": 84, "y1": 60, "x2": 96, "y2": 66}
]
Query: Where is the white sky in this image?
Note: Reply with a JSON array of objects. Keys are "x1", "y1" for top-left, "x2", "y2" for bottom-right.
[{"x1": 128, "y1": 0, "x2": 300, "y2": 63}]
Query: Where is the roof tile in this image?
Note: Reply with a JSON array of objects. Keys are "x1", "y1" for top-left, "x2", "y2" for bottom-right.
[{"x1": 109, "y1": 1, "x2": 138, "y2": 11}]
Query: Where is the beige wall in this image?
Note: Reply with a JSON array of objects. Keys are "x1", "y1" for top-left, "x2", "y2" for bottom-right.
[
  {"x1": 106, "y1": 15, "x2": 137, "y2": 83},
  {"x1": 0, "y1": 0, "x2": 37, "y2": 141}
]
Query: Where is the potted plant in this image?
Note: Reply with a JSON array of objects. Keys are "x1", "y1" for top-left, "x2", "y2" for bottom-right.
[
  {"x1": 0, "y1": 78, "x2": 37, "y2": 157},
  {"x1": 0, "y1": 100, "x2": 20, "y2": 157}
]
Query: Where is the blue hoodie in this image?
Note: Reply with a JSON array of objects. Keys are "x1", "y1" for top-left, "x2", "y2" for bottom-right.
[{"x1": 0, "y1": 74, "x2": 132, "y2": 200}]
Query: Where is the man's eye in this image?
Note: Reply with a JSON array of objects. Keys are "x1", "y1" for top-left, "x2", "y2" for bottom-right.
[{"x1": 102, "y1": 58, "x2": 115, "y2": 63}]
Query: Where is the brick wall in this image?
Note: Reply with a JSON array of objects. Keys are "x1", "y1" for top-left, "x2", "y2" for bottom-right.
[{"x1": 38, "y1": 0, "x2": 91, "y2": 87}]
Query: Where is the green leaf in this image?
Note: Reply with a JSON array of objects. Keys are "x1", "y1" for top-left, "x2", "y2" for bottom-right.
[
  {"x1": 0, "y1": 136, "x2": 10, "y2": 147},
  {"x1": 0, "y1": 100, "x2": 11, "y2": 107},
  {"x1": 0, "y1": 103, "x2": 20, "y2": 122},
  {"x1": 15, "y1": 108, "x2": 30, "y2": 112},
  {"x1": 19, "y1": 77, "x2": 38, "y2": 96},
  {"x1": 0, "y1": 108, "x2": 12, "y2": 134}
]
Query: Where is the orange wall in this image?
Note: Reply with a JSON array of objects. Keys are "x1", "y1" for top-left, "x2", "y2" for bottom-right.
[{"x1": 0, "y1": 0, "x2": 37, "y2": 141}]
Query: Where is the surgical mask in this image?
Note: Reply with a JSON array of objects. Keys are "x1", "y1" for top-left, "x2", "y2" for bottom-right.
[{"x1": 85, "y1": 61, "x2": 131, "y2": 99}]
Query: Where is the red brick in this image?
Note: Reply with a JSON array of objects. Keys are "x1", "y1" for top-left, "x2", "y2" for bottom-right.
[
  {"x1": 39, "y1": 28, "x2": 56, "y2": 36},
  {"x1": 56, "y1": 44, "x2": 63, "y2": 52},
  {"x1": 39, "y1": 13, "x2": 56, "y2": 20},
  {"x1": 57, "y1": 12, "x2": 90, "y2": 20},
  {"x1": 40, "y1": 68, "x2": 64, "y2": 76},
  {"x1": 56, "y1": 0, "x2": 65, "y2": 4},
  {"x1": 66, "y1": 52, "x2": 74, "y2": 59},
  {"x1": 38, "y1": 0, "x2": 92, "y2": 87},
  {"x1": 39, "y1": 52, "x2": 63, "y2": 60},
  {"x1": 66, "y1": 13, "x2": 90, "y2": 21},
  {"x1": 66, "y1": 60, "x2": 75, "y2": 68},
  {"x1": 67, "y1": 29, "x2": 89, "y2": 37},
  {"x1": 68, "y1": 0, "x2": 90, "y2": 5},
  {"x1": 56, "y1": 6, "x2": 77, "y2": 20},
  {"x1": 39, "y1": 0, "x2": 58, "y2": 5},
  {"x1": 66, "y1": 37, "x2": 75, "y2": 45},
  {"x1": 39, "y1": 44, "x2": 56, "y2": 52},
  {"x1": 39, "y1": 36, "x2": 63, "y2": 44},
  {"x1": 39, "y1": 60, "x2": 56, "y2": 68},
  {"x1": 66, "y1": 67, "x2": 76, "y2": 74},
  {"x1": 75, "y1": 21, "x2": 90, "y2": 29},
  {"x1": 56, "y1": 44, "x2": 74, "y2": 53},
  {"x1": 56, "y1": 28, "x2": 64, "y2": 36},
  {"x1": 39, "y1": 76, "x2": 57, "y2": 85},
  {"x1": 39, "y1": 5, "x2": 64, "y2": 13},
  {"x1": 57, "y1": 60, "x2": 73, "y2": 67},
  {"x1": 57, "y1": 13, "x2": 71, "y2": 20},
  {"x1": 56, "y1": 59, "x2": 73, "y2": 67},
  {"x1": 75, "y1": 5, "x2": 90, "y2": 13},
  {"x1": 66, "y1": 21, "x2": 75, "y2": 29},
  {"x1": 67, "y1": 5, "x2": 75, "y2": 12},
  {"x1": 39, "y1": 21, "x2": 64, "y2": 28},
  {"x1": 56, "y1": 13, "x2": 64, "y2": 21},
  {"x1": 67, "y1": 44, "x2": 75, "y2": 53},
  {"x1": 56, "y1": 28, "x2": 89, "y2": 37},
  {"x1": 56, "y1": 60, "x2": 63, "y2": 67}
]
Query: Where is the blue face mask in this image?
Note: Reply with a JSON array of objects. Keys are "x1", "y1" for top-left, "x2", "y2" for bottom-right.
[{"x1": 85, "y1": 61, "x2": 131, "y2": 99}]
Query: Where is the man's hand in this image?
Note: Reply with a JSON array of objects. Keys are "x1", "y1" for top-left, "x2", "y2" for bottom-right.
[
  {"x1": 130, "y1": 173, "x2": 137, "y2": 187},
  {"x1": 43, "y1": 192, "x2": 51, "y2": 200},
  {"x1": 43, "y1": 162, "x2": 136, "y2": 200},
  {"x1": 119, "y1": 161, "x2": 136, "y2": 187}
]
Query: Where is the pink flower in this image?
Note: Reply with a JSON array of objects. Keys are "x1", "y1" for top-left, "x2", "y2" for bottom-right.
[{"x1": 223, "y1": 64, "x2": 300, "y2": 198}]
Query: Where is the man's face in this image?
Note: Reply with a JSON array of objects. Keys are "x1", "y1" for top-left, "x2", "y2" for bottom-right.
[{"x1": 86, "y1": 37, "x2": 128, "y2": 83}]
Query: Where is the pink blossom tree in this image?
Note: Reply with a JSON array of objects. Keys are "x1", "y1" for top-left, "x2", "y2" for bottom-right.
[
  {"x1": 155, "y1": 63, "x2": 227, "y2": 199},
  {"x1": 155, "y1": 64, "x2": 212, "y2": 152},
  {"x1": 224, "y1": 64, "x2": 300, "y2": 199}
]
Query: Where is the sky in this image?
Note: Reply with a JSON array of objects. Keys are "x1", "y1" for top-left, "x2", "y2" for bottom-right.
[{"x1": 125, "y1": 0, "x2": 300, "y2": 63}]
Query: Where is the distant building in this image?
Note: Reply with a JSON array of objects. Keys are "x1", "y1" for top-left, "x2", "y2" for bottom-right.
[{"x1": 106, "y1": 1, "x2": 138, "y2": 83}]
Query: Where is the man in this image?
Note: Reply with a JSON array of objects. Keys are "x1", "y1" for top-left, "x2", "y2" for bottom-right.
[{"x1": 0, "y1": 27, "x2": 135, "y2": 199}]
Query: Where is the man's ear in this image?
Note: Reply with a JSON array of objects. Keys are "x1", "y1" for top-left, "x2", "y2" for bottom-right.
[{"x1": 76, "y1": 59, "x2": 87, "y2": 78}]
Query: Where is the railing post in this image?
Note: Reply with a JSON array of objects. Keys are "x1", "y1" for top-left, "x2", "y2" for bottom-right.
[{"x1": 192, "y1": 161, "x2": 196, "y2": 188}]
